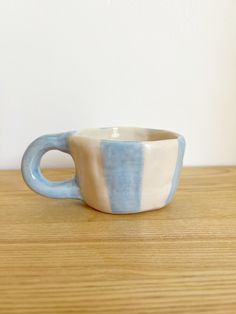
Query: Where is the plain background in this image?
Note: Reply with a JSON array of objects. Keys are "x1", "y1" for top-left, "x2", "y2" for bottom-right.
[{"x1": 1, "y1": 0, "x2": 236, "y2": 169}]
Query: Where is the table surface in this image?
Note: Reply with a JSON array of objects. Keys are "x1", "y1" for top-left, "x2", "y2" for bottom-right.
[{"x1": 1, "y1": 167, "x2": 236, "y2": 314}]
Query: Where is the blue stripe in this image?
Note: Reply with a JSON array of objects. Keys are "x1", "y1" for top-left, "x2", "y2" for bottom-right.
[
  {"x1": 165, "y1": 136, "x2": 186, "y2": 205},
  {"x1": 101, "y1": 141, "x2": 144, "y2": 213}
]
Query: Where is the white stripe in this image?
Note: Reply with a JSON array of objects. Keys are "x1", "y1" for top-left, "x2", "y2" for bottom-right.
[
  {"x1": 141, "y1": 139, "x2": 178, "y2": 211},
  {"x1": 69, "y1": 136, "x2": 111, "y2": 213}
]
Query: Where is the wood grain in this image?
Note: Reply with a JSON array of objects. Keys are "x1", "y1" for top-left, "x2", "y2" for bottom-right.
[{"x1": 0, "y1": 167, "x2": 236, "y2": 313}]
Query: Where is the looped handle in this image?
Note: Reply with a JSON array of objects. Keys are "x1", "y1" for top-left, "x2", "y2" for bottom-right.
[{"x1": 21, "y1": 131, "x2": 82, "y2": 199}]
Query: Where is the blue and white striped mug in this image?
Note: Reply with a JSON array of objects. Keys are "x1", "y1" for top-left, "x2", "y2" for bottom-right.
[{"x1": 21, "y1": 127, "x2": 185, "y2": 214}]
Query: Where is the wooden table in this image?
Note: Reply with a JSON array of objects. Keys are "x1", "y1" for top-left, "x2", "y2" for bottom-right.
[{"x1": 1, "y1": 167, "x2": 236, "y2": 314}]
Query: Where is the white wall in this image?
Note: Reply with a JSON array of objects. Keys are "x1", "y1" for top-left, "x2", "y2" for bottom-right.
[{"x1": 1, "y1": 0, "x2": 236, "y2": 169}]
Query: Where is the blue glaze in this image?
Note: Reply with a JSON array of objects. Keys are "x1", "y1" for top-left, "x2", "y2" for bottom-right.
[
  {"x1": 101, "y1": 140, "x2": 144, "y2": 213},
  {"x1": 21, "y1": 131, "x2": 82, "y2": 199},
  {"x1": 165, "y1": 135, "x2": 186, "y2": 205}
]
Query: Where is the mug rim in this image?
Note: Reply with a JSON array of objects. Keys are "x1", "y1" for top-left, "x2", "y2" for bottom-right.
[{"x1": 72, "y1": 126, "x2": 183, "y2": 143}]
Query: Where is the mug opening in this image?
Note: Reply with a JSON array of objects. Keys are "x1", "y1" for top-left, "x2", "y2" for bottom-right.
[{"x1": 76, "y1": 127, "x2": 179, "y2": 142}]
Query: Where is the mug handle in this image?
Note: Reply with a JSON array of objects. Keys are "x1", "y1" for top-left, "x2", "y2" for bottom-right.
[{"x1": 21, "y1": 131, "x2": 82, "y2": 199}]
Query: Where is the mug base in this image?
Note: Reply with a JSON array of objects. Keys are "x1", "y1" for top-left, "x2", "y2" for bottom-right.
[{"x1": 86, "y1": 203, "x2": 168, "y2": 215}]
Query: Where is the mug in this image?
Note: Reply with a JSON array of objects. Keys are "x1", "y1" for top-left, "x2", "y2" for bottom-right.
[{"x1": 21, "y1": 127, "x2": 185, "y2": 214}]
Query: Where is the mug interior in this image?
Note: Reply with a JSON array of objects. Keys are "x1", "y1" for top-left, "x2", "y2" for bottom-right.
[{"x1": 77, "y1": 127, "x2": 179, "y2": 141}]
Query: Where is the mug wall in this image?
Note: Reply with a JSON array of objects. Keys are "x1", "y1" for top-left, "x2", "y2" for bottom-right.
[{"x1": 69, "y1": 134, "x2": 185, "y2": 214}]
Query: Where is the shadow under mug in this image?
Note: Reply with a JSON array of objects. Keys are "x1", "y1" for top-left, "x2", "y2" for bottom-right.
[{"x1": 21, "y1": 127, "x2": 185, "y2": 214}]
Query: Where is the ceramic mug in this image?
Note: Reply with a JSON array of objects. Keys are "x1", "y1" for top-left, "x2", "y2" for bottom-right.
[{"x1": 21, "y1": 127, "x2": 185, "y2": 214}]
